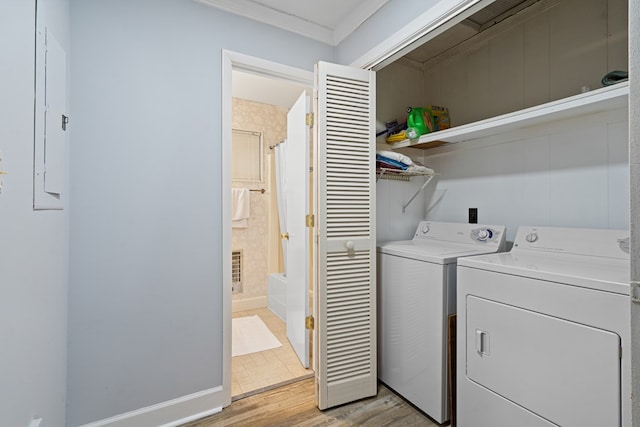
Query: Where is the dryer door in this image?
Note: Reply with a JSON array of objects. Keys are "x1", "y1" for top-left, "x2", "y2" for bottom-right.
[{"x1": 466, "y1": 296, "x2": 621, "y2": 427}]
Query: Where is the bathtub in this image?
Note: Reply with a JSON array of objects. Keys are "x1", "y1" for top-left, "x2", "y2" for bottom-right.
[{"x1": 267, "y1": 273, "x2": 287, "y2": 322}]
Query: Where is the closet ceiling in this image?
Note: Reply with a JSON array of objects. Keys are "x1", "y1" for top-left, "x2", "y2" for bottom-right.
[{"x1": 404, "y1": 0, "x2": 538, "y2": 64}]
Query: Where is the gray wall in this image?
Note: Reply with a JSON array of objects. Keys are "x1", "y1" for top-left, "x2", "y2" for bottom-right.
[
  {"x1": 67, "y1": 0, "x2": 333, "y2": 425},
  {"x1": 0, "y1": 1, "x2": 70, "y2": 427}
]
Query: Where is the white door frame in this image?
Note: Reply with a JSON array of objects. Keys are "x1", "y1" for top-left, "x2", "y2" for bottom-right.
[{"x1": 221, "y1": 50, "x2": 313, "y2": 405}]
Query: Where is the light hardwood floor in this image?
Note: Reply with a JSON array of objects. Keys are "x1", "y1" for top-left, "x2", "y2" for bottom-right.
[{"x1": 183, "y1": 378, "x2": 441, "y2": 427}]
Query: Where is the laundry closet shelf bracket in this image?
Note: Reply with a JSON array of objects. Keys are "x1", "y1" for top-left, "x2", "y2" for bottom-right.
[{"x1": 403, "y1": 174, "x2": 435, "y2": 213}]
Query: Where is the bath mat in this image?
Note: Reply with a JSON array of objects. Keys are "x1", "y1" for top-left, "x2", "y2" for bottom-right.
[{"x1": 232, "y1": 315, "x2": 282, "y2": 357}]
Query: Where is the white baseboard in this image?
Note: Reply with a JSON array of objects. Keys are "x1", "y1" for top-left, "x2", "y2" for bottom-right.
[
  {"x1": 232, "y1": 296, "x2": 267, "y2": 313},
  {"x1": 79, "y1": 386, "x2": 228, "y2": 427}
]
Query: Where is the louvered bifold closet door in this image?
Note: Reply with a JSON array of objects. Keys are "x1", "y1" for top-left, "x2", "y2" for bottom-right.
[{"x1": 315, "y1": 61, "x2": 376, "y2": 410}]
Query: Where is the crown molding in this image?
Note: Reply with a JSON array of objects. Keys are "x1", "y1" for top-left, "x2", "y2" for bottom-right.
[
  {"x1": 195, "y1": 0, "x2": 333, "y2": 45},
  {"x1": 332, "y1": 0, "x2": 389, "y2": 45}
]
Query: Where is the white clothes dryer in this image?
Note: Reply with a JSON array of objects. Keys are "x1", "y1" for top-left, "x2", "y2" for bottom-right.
[
  {"x1": 456, "y1": 226, "x2": 631, "y2": 427},
  {"x1": 377, "y1": 221, "x2": 506, "y2": 423}
]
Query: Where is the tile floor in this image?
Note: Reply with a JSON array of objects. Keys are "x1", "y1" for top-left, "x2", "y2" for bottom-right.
[{"x1": 232, "y1": 307, "x2": 313, "y2": 398}]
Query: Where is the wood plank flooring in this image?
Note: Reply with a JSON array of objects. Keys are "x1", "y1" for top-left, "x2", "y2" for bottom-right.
[{"x1": 182, "y1": 378, "x2": 440, "y2": 427}]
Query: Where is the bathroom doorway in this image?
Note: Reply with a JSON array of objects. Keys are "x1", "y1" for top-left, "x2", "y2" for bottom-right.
[{"x1": 228, "y1": 64, "x2": 314, "y2": 399}]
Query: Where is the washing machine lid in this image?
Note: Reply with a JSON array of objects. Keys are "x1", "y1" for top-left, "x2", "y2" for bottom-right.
[
  {"x1": 377, "y1": 240, "x2": 504, "y2": 264},
  {"x1": 378, "y1": 221, "x2": 507, "y2": 264},
  {"x1": 458, "y1": 226, "x2": 630, "y2": 295}
]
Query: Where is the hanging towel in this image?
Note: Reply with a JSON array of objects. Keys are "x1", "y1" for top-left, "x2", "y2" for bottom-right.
[{"x1": 232, "y1": 188, "x2": 250, "y2": 228}]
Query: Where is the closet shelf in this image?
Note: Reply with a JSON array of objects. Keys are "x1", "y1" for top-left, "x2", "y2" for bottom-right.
[
  {"x1": 389, "y1": 81, "x2": 629, "y2": 151},
  {"x1": 376, "y1": 168, "x2": 434, "y2": 182}
]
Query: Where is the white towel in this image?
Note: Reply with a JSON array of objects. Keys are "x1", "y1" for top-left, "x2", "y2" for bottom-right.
[
  {"x1": 376, "y1": 150, "x2": 414, "y2": 166},
  {"x1": 232, "y1": 188, "x2": 250, "y2": 228}
]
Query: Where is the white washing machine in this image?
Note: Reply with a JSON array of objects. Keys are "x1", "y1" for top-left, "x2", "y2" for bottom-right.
[
  {"x1": 457, "y1": 226, "x2": 631, "y2": 427},
  {"x1": 377, "y1": 221, "x2": 507, "y2": 424}
]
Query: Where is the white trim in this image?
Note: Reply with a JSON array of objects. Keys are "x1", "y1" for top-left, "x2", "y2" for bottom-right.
[
  {"x1": 232, "y1": 296, "x2": 268, "y2": 313},
  {"x1": 221, "y1": 50, "x2": 234, "y2": 413},
  {"x1": 78, "y1": 387, "x2": 224, "y2": 427},
  {"x1": 350, "y1": 0, "x2": 494, "y2": 70},
  {"x1": 194, "y1": 0, "x2": 389, "y2": 46},
  {"x1": 224, "y1": 50, "x2": 314, "y2": 86},
  {"x1": 222, "y1": 49, "x2": 314, "y2": 413},
  {"x1": 195, "y1": 0, "x2": 333, "y2": 45},
  {"x1": 332, "y1": 0, "x2": 389, "y2": 45}
]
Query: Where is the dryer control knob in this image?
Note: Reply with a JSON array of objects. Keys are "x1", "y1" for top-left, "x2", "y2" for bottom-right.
[
  {"x1": 421, "y1": 225, "x2": 430, "y2": 234},
  {"x1": 525, "y1": 233, "x2": 538, "y2": 243},
  {"x1": 477, "y1": 229, "x2": 489, "y2": 241}
]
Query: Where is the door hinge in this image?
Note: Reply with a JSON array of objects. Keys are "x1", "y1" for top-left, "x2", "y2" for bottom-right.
[
  {"x1": 306, "y1": 112, "x2": 314, "y2": 127},
  {"x1": 305, "y1": 315, "x2": 314, "y2": 330},
  {"x1": 305, "y1": 214, "x2": 315, "y2": 227}
]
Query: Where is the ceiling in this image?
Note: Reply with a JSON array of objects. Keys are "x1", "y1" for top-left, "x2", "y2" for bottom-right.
[
  {"x1": 232, "y1": 70, "x2": 311, "y2": 108},
  {"x1": 194, "y1": 0, "x2": 389, "y2": 45}
]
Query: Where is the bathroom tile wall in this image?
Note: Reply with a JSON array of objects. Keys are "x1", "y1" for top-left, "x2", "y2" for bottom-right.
[{"x1": 232, "y1": 98, "x2": 287, "y2": 303}]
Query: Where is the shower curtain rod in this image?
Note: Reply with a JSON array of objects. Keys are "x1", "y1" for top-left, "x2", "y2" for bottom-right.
[{"x1": 269, "y1": 140, "x2": 285, "y2": 150}]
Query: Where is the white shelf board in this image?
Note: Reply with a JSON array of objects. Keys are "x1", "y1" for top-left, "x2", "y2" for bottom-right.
[{"x1": 390, "y1": 81, "x2": 629, "y2": 151}]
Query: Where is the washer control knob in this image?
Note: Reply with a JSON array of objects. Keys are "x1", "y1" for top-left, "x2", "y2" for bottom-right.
[
  {"x1": 421, "y1": 225, "x2": 430, "y2": 234},
  {"x1": 477, "y1": 229, "x2": 489, "y2": 241},
  {"x1": 525, "y1": 233, "x2": 538, "y2": 243}
]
